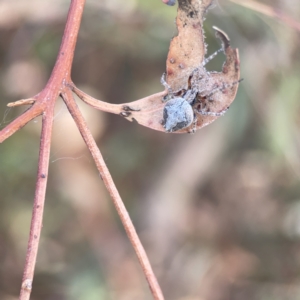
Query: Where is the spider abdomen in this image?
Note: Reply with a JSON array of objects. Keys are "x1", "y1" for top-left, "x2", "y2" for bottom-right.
[{"x1": 163, "y1": 98, "x2": 194, "y2": 132}]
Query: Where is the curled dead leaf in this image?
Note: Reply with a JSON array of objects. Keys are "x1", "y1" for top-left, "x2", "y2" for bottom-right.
[{"x1": 73, "y1": 0, "x2": 240, "y2": 134}]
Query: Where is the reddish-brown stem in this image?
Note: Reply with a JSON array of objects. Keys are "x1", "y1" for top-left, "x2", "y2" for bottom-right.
[
  {"x1": 1, "y1": 0, "x2": 165, "y2": 299},
  {"x1": 71, "y1": 83, "x2": 123, "y2": 113},
  {"x1": 62, "y1": 89, "x2": 165, "y2": 300},
  {"x1": 18, "y1": 0, "x2": 86, "y2": 299},
  {"x1": 0, "y1": 102, "x2": 43, "y2": 142},
  {"x1": 0, "y1": 0, "x2": 85, "y2": 144},
  {"x1": 19, "y1": 102, "x2": 56, "y2": 300},
  {"x1": 45, "y1": 0, "x2": 85, "y2": 87}
]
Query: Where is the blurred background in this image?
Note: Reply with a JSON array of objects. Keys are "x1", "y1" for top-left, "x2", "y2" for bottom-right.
[{"x1": 0, "y1": 0, "x2": 300, "y2": 299}]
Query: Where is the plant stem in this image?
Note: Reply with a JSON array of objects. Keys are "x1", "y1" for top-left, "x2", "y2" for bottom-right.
[
  {"x1": 19, "y1": 102, "x2": 56, "y2": 300},
  {"x1": 62, "y1": 89, "x2": 165, "y2": 300},
  {"x1": 19, "y1": 0, "x2": 86, "y2": 299},
  {"x1": 0, "y1": 102, "x2": 43, "y2": 143},
  {"x1": 2, "y1": 0, "x2": 165, "y2": 298},
  {"x1": 0, "y1": 0, "x2": 85, "y2": 144}
]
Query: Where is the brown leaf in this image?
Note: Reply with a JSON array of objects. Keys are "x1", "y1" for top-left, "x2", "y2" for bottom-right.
[
  {"x1": 73, "y1": 0, "x2": 240, "y2": 134},
  {"x1": 121, "y1": 0, "x2": 240, "y2": 134},
  {"x1": 165, "y1": 0, "x2": 214, "y2": 92}
]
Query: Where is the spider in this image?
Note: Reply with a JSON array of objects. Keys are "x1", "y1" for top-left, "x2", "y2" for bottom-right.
[{"x1": 161, "y1": 48, "x2": 240, "y2": 133}]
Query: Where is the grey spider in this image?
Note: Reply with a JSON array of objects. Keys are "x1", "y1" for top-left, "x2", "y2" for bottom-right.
[{"x1": 161, "y1": 48, "x2": 229, "y2": 133}]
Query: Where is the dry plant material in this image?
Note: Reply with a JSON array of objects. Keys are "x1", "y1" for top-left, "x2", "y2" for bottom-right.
[
  {"x1": 73, "y1": 0, "x2": 240, "y2": 133},
  {"x1": 0, "y1": 0, "x2": 240, "y2": 299}
]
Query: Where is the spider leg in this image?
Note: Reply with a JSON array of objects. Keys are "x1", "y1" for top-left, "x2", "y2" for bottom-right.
[
  {"x1": 184, "y1": 89, "x2": 198, "y2": 104},
  {"x1": 161, "y1": 72, "x2": 175, "y2": 102},
  {"x1": 161, "y1": 73, "x2": 173, "y2": 94},
  {"x1": 202, "y1": 48, "x2": 223, "y2": 66},
  {"x1": 188, "y1": 111, "x2": 198, "y2": 134},
  {"x1": 206, "y1": 79, "x2": 243, "y2": 100},
  {"x1": 197, "y1": 106, "x2": 229, "y2": 117}
]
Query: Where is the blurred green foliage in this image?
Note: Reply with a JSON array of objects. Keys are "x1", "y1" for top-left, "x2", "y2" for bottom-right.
[{"x1": 0, "y1": 0, "x2": 300, "y2": 299}]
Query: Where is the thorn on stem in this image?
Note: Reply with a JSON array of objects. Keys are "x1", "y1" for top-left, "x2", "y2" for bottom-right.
[{"x1": 7, "y1": 98, "x2": 36, "y2": 107}]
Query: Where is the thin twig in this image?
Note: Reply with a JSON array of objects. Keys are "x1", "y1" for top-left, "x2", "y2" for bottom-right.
[
  {"x1": 70, "y1": 83, "x2": 122, "y2": 113},
  {"x1": 7, "y1": 98, "x2": 36, "y2": 107},
  {"x1": 0, "y1": 102, "x2": 43, "y2": 143},
  {"x1": 19, "y1": 101, "x2": 56, "y2": 300},
  {"x1": 62, "y1": 89, "x2": 165, "y2": 300}
]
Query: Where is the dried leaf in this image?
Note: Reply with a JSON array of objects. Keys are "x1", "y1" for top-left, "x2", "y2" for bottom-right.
[
  {"x1": 165, "y1": 0, "x2": 214, "y2": 92},
  {"x1": 122, "y1": 0, "x2": 240, "y2": 133},
  {"x1": 74, "y1": 0, "x2": 240, "y2": 134}
]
